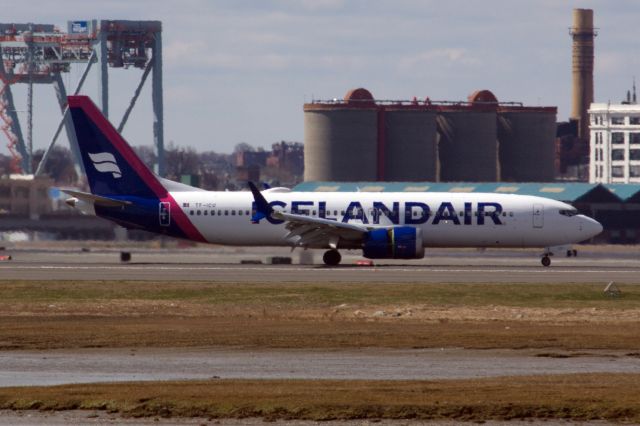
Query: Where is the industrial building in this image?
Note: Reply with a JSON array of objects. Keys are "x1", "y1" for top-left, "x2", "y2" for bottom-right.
[
  {"x1": 303, "y1": 9, "x2": 600, "y2": 184},
  {"x1": 589, "y1": 100, "x2": 640, "y2": 184},
  {"x1": 0, "y1": 175, "x2": 52, "y2": 217},
  {"x1": 304, "y1": 88, "x2": 557, "y2": 183}
]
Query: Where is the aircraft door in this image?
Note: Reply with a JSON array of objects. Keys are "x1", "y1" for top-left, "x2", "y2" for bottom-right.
[
  {"x1": 159, "y1": 202, "x2": 171, "y2": 227},
  {"x1": 532, "y1": 204, "x2": 544, "y2": 228}
]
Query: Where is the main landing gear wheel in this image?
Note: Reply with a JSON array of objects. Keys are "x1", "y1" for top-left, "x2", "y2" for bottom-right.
[
  {"x1": 541, "y1": 255, "x2": 551, "y2": 267},
  {"x1": 323, "y1": 249, "x2": 342, "y2": 266}
]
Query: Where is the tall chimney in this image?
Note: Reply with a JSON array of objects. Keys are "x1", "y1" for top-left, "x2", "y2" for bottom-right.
[{"x1": 570, "y1": 8, "x2": 596, "y2": 139}]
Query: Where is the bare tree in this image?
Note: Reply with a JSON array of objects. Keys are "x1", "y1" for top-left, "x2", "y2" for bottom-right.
[
  {"x1": 31, "y1": 147, "x2": 78, "y2": 185},
  {"x1": 165, "y1": 146, "x2": 200, "y2": 180},
  {"x1": 132, "y1": 145, "x2": 157, "y2": 170},
  {"x1": 234, "y1": 142, "x2": 254, "y2": 153}
]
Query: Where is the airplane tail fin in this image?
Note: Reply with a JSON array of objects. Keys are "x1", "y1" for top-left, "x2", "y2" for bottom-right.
[
  {"x1": 67, "y1": 96, "x2": 206, "y2": 243},
  {"x1": 67, "y1": 95, "x2": 166, "y2": 199}
]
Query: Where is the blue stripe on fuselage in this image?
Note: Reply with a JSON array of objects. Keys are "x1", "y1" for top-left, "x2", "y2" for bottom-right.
[{"x1": 93, "y1": 195, "x2": 192, "y2": 238}]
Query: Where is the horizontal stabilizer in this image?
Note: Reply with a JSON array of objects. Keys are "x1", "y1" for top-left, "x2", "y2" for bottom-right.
[{"x1": 61, "y1": 189, "x2": 132, "y2": 207}]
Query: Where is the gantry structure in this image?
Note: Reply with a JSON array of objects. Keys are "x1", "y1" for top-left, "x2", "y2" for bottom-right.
[{"x1": 0, "y1": 20, "x2": 164, "y2": 176}]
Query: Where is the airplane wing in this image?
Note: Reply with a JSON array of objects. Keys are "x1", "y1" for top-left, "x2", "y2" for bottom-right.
[
  {"x1": 278, "y1": 211, "x2": 368, "y2": 248},
  {"x1": 248, "y1": 182, "x2": 369, "y2": 249}
]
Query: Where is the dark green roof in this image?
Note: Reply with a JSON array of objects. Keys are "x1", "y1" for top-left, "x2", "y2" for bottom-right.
[{"x1": 293, "y1": 182, "x2": 640, "y2": 203}]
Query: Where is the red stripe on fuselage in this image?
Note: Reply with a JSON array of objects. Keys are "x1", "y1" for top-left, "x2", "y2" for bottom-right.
[
  {"x1": 67, "y1": 96, "x2": 207, "y2": 243},
  {"x1": 159, "y1": 193, "x2": 207, "y2": 243}
]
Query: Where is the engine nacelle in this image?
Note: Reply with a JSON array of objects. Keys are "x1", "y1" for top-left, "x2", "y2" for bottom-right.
[{"x1": 362, "y1": 227, "x2": 425, "y2": 259}]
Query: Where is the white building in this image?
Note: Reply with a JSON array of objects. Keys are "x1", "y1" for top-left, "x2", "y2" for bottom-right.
[{"x1": 589, "y1": 103, "x2": 640, "y2": 183}]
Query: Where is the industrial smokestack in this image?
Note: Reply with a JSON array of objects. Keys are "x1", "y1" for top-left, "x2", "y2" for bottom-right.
[{"x1": 570, "y1": 8, "x2": 596, "y2": 139}]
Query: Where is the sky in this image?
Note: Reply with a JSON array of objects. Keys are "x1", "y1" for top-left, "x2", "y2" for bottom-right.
[{"x1": 2, "y1": 0, "x2": 640, "y2": 158}]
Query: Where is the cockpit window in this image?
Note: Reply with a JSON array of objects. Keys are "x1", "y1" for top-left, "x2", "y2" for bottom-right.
[{"x1": 559, "y1": 209, "x2": 578, "y2": 217}]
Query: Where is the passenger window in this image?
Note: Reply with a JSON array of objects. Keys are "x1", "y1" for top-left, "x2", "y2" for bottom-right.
[
  {"x1": 197, "y1": 210, "x2": 201, "y2": 215},
  {"x1": 341, "y1": 211, "x2": 345, "y2": 215},
  {"x1": 204, "y1": 210, "x2": 208, "y2": 216},
  {"x1": 312, "y1": 210, "x2": 317, "y2": 216},
  {"x1": 509, "y1": 212, "x2": 514, "y2": 217},
  {"x1": 190, "y1": 210, "x2": 194, "y2": 215},
  {"x1": 218, "y1": 210, "x2": 222, "y2": 215},
  {"x1": 225, "y1": 210, "x2": 229, "y2": 216},
  {"x1": 231, "y1": 210, "x2": 236, "y2": 215},
  {"x1": 502, "y1": 212, "x2": 506, "y2": 217},
  {"x1": 211, "y1": 210, "x2": 215, "y2": 216},
  {"x1": 246, "y1": 210, "x2": 250, "y2": 215},
  {"x1": 238, "y1": 210, "x2": 243, "y2": 216}
]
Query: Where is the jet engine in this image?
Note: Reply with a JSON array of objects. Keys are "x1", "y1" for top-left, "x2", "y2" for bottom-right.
[{"x1": 362, "y1": 227, "x2": 425, "y2": 259}]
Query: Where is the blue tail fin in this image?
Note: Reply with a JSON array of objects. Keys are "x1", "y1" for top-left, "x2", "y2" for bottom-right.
[
  {"x1": 67, "y1": 95, "x2": 207, "y2": 243},
  {"x1": 68, "y1": 95, "x2": 166, "y2": 199}
]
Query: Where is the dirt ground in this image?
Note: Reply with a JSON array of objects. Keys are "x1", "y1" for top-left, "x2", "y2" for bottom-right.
[
  {"x1": 5, "y1": 298, "x2": 640, "y2": 323},
  {"x1": 1, "y1": 311, "x2": 639, "y2": 351}
]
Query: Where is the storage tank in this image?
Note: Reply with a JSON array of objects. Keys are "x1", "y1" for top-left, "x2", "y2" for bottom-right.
[
  {"x1": 498, "y1": 108, "x2": 557, "y2": 182},
  {"x1": 437, "y1": 108, "x2": 498, "y2": 182},
  {"x1": 383, "y1": 108, "x2": 438, "y2": 181},
  {"x1": 304, "y1": 89, "x2": 378, "y2": 181}
]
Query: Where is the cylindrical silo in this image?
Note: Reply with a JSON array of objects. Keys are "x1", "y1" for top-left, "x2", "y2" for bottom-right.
[
  {"x1": 304, "y1": 88, "x2": 378, "y2": 181},
  {"x1": 437, "y1": 108, "x2": 498, "y2": 182},
  {"x1": 383, "y1": 108, "x2": 438, "y2": 181},
  {"x1": 498, "y1": 108, "x2": 558, "y2": 182},
  {"x1": 304, "y1": 105, "x2": 378, "y2": 181}
]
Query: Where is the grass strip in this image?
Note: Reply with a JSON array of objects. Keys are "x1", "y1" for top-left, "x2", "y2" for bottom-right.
[
  {"x1": 1, "y1": 280, "x2": 640, "y2": 308},
  {"x1": 1, "y1": 374, "x2": 639, "y2": 422}
]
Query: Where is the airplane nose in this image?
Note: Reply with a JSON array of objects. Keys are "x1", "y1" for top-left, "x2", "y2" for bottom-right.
[{"x1": 582, "y1": 217, "x2": 603, "y2": 238}]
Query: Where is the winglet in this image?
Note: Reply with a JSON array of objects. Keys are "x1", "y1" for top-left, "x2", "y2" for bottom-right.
[{"x1": 248, "y1": 181, "x2": 273, "y2": 223}]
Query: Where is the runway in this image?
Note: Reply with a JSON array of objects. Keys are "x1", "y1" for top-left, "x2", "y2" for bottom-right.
[
  {"x1": 1, "y1": 247, "x2": 639, "y2": 282},
  {"x1": 1, "y1": 347, "x2": 638, "y2": 387},
  {"x1": 3, "y1": 263, "x2": 640, "y2": 283}
]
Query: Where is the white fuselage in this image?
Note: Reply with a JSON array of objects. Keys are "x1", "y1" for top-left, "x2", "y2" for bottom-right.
[{"x1": 170, "y1": 190, "x2": 602, "y2": 249}]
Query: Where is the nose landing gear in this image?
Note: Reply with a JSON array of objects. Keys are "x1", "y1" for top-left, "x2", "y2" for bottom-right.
[{"x1": 323, "y1": 249, "x2": 342, "y2": 266}]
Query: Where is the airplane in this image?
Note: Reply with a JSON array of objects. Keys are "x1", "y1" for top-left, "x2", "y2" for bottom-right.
[{"x1": 62, "y1": 95, "x2": 603, "y2": 267}]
